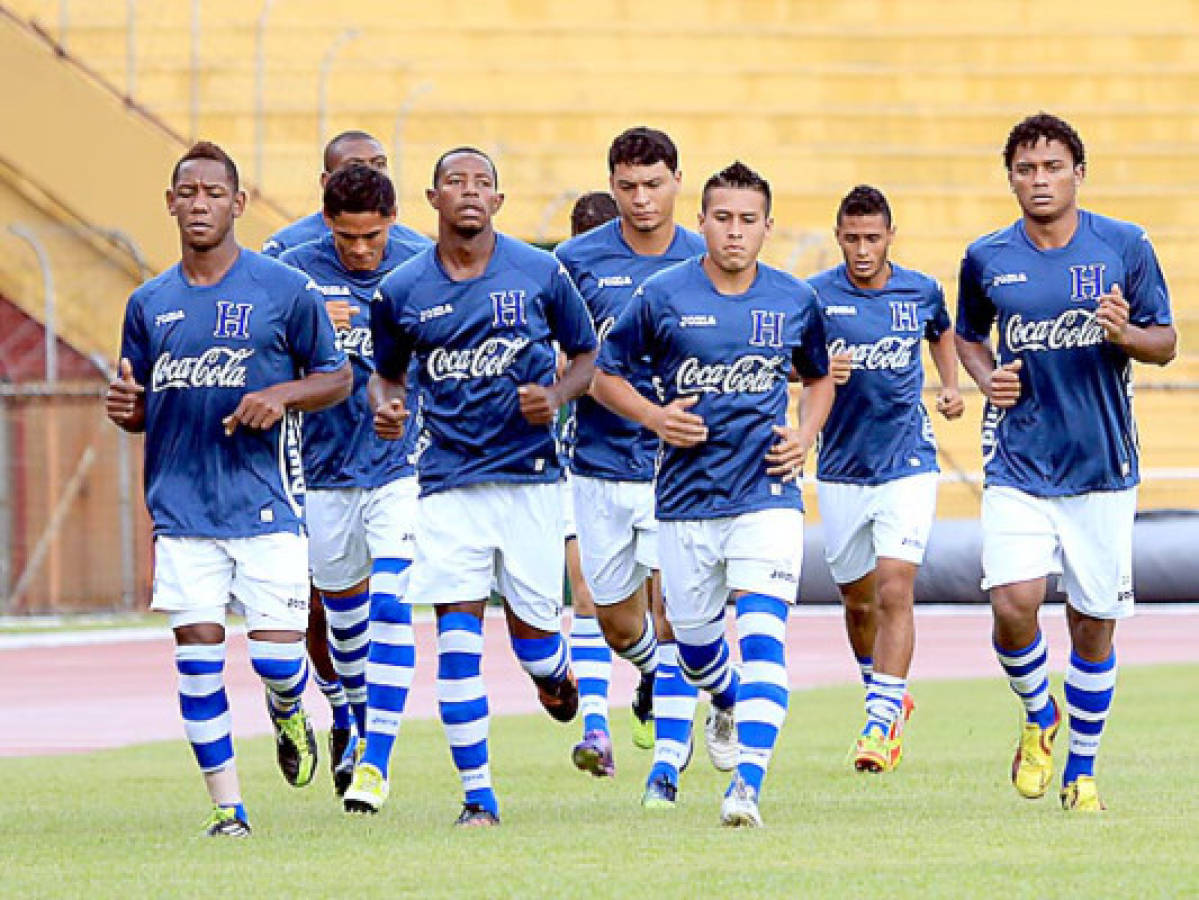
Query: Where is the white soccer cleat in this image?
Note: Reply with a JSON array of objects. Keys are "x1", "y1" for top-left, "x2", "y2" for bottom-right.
[
  {"x1": 705, "y1": 705, "x2": 738, "y2": 772},
  {"x1": 720, "y1": 776, "x2": 763, "y2": 828}
]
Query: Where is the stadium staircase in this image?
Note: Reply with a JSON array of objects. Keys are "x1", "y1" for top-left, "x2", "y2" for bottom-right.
[{"x1": 3, "y1": 0, "x2": 1197, "y2": 514}]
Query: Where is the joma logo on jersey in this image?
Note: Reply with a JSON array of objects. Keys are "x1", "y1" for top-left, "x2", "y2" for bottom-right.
[
  {"x1": 314, "y1": 283, "x2": 351, "y2": 296},
  {"x1": 490, "y1": 291, "x2": 527, "y2": 327},
  {"x1": 420, "y1": 303, "x2": 453, "y2": 322},
  {"x1": 680, "y1": 315, "x2": 716, "y2": 328},
  {"x1": 1069, "y1": 263, "x2": 1106, "y2": 301},
  {"x1": 598, "y1": 275, "x2": 632, "y2": 288},
  {"x1": 749, "y1": 310, "x2": 785, "y2": 347},
  {"x1": 889, "y1": 301, "x2": 920, "y2": 332},
  {"x1": 991, "y1": 272, "x2": 1028, "y2": 287},
  {"x1": 213, "y1": 301, "x2": 252, "y2": 340}
]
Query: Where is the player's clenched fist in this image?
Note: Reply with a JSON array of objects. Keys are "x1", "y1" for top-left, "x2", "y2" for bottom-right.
[
  {"x1": 765, "y1": 425, "x2": 811, "y2": 483},
  {"x1": 373, "y1": 398, "x2": 408, "y2": 440},
  {"x1": 830, "y1": 351, "x2": 853, "y2": 386},
  {"x1": 223, "y1": 387, "x2": 288, "y2": 435},
  {"x1": 105, "y1": 357, "x2": 145, "y2": 428},
  {"x1": 1096, "y1": 283, "x2": 1130, "y2": 345},
  {"x1": 935, "y1": 386, "x2": 965, "y2": 420},
  {"x1": 325, "y1": 299, "x2": 360, "y2": 332},
  {"x1": 648, "y1": 394, "x2": 708, "y2": 448},
  {"x1": 986, "y1": 359, "x2": 1023, "y2": 408},
  {"x1": 517, "y1": 383, "x2": 562, "y2": 426}
]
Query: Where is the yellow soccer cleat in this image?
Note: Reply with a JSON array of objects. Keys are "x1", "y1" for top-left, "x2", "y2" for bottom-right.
[
  {"x1": 853, "y1": 730, "x2": 896, "y2": 773},
  {"x1": 1060, "y1": 775, "x2": 1107, "y2": 812},
  {"x1": 1011, "y1": 696, "x2": 1061, "y2": 799}
]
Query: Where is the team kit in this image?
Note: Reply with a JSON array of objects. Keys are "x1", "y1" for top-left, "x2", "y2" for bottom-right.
[{"x1": 104, "y1": 114, "x2": 1176, "y2": 836}]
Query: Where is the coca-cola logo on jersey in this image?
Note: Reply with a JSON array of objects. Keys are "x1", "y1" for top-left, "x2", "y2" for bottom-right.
[
  {"x1": 675, "y1": 354, "x2": 785, "y2": 394},
  {"x1": 338, "y1": 326, "x2": 373, "y2": 359},
  {"x1": 1004, "y1": 309, "x2": 1105, "y2": 353},
  {"x1": 151, "y1": 348, "x2": 253, "y2": 390},
  {"x1": 427, "y1": 336, "x2": 529, "y2": 381},
  {"x1": 827, "y1": 336, "x2": 918, "y2": 370}
]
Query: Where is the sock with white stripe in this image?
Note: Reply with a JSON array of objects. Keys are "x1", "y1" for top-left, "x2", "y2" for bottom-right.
[
  {"x1": 321, "y1": 586, "x2": 370, "y2": 736},
  {"x1": 730, "y1": 593, "x2": 790, "y2": 797},
  {"x1": 361, "y1": 557, "x2": 415, "y2": 777},
  {"x1": 675, "y1": 613, "x2": 740, "y2": 711},
  {"x1": 176, "y1": 642, "x2": 234, "y2": 774},
  {"x1": 863, "y1": 673, "x2": 905, "y2": 737},
  {"x1": 647, "y1": 641, "x2": 698, "y2": 785},
  {"x1": 570, "y1": 615, "x2": 611, "y2": 735},
  {"x1": 437, "y1": 612, "x2": 497, "y2": 816},
  {"x1": 511, "y1": 633, "x2": 570, "y2": 685},
  {"x1": 313, "y1": 673, "x2": 354, "y2": 731},
  {"x1": 994, "y1": 630, "x2": 1056, "y2": 729},
  {"x1": 248, "y1": 638, "x2": 309, "y2": 718},
  {"x1": 1063, "y1": 649, "x2": 1117, "y2": 785},
  {"x1": 855, "y1": 654, "x2": 874, "y2": 687},
  {"x1": 615, "y1": 613, "x2": 659, "y2": 676}
]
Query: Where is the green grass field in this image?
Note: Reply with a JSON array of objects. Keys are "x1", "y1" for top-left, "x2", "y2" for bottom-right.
[{"x1": 3, "y1": 665, "x2": 1196, "y2": 898}]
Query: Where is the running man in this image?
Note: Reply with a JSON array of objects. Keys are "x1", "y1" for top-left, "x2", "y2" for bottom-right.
[
  {"x1": 370, "y1": 147, "x2": 598, "y2": 826},
  {"x1": 105, "y1": 141, "x2": 351, "y2": 836},
  {"x1": 554, "y1": 128, "x2": 705, "y2": 797},
  {"x1": 808, "y1": 184, "x2": 964, "y2": 773},
  {"x1": 594, "y1": 161, "x2": 834, "y2": 826},
  {"x1": 277, "y1": 164, "x2": 429, "y2": 808},
  {"x1": 956, "y1": 113, "x2": 1175, "y2": 811}
]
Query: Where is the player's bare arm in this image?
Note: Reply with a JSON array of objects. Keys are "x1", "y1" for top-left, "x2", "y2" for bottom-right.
[
  {"x1": 367, "y1": 371, "x2": 409, "y2": 441},
  {"x1": 1095, "y1": 283, "x2": 1177, "y2": 365},
  {"x1": 955, "y1": 335, "x2": 1022, "y2": 408},
  {"x1": 106, "y1": 357, "x2": 146, "y2": 433},
  {"x1": 518, "y1": 348, "x2": 598, "y2": 425},
  {"x1": 592, "y1": 370, "x2": 708, "y2": 447},
  {"x1": 223, "y1": 362, "x2": 351, "y2": 435},
  {"x1": 928, "y1": 331, "x2": 965, "y2": 419}
]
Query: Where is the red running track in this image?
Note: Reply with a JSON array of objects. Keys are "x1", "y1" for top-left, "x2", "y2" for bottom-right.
[{"x1": 1, "y1": 606, "x2": 1195, "y2": 757}]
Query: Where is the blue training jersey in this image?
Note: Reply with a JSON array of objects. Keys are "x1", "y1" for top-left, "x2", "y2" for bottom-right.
[
  {"x1": 372, "y1": 233, "x2": 598, "y2": 497},
  {"x1": 280, "y1": 231, "x2": 431, "y2": 490},
  {"x1": 120, "y1": 249, "x2": 346, "y2": 537},
  {"x1": 598, "y1": 257, "x2": 829, "y2": 521},
  {"x1": 262, "y1": 209, "x2": 429, "y2": 260},
  {"x1": 555, "y1": 219, "x2": 706, "y2": 481},
  {"x1": 956, "y1": 209, "x2": 1173, "y2": 496},
  {"x1": 809, "y1": 263, "x2": 950, "y2": 485}
]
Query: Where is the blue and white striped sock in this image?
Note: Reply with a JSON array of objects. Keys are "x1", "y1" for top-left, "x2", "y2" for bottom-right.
[
  {"x1": 321, "y1": 587, "x2": 370, "y2": 736},
  {"x1": 647, "y1": 641, "x2": 698, "y2": 785},
  {"x1": 361, "y1": 557, "x2": 415, "y2": 777},
  {"x1": 995, "y1": 630, "x2": 1056, "y2": 729},
  {"x1": 615, "y1": 613, "x2": 659, "y2": 676},
  {"x1": 313, "y1": 673, "x2": 353, "y2": 731},
  {"x1": 248, "y1": 638, "x2": 309, "y2": 717},
  {"x1": 855, "y1": 654, "x2": 874, "y2": 687},
  {"x1": 570, "y1": 615, "x2": 611, "y2": 735},
  {"x1": 676, "y1": 614, "x2": 739, "y2": 711},
  {"x1": 511, "y1": 633, "x2": 569, "y2": 684},
  {"x1": 437, "y1": 612, "x2": 496, "y2": 815},
  {"x1": 864, "y1": 673, "x2": 906, "y2": 737},
  {"x1": 731, "y1": 593, "x2": 790, "y2": 796},
  {"x1": 176, "y1": 642, "x2": 234, "y2": 774},
  {"x1": 1063, "y1": 649, "x2": 1117, "y2": 785}
]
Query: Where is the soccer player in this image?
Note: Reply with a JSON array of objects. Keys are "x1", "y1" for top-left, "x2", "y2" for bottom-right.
[
  {"x1": 263, "y1": 129, "x2": 428, "y2": 768},
  {"x1": 593, "y1": 162, "x2": 834, "y2": 826},
  {"x1": 105, "y1": 141, "x2": 352, "y2": 836},
  {"x1": 808, "y1": 185, "x2": 964, "y2": 773},
  {"x1": 277, "y1": 165, "x2": 430, "y2": 809},
  {"x1": 554, "y1": 128, "x2": 706, "y2": 798},
  {"x1": 955, "y1": 113, "x2": 1175, "y2": 811},
  {"x1": 370, "y1": 147, "x2": 598, "y2": 826}
]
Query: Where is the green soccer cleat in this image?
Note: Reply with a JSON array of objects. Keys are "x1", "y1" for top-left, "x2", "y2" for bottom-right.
[
  {"x1": 641, "y1": 774, "x2": 678, "y2": 810},
  {"x1": 630, "y1": 671, "x2": 655, "y2": 750},
  {"x1": 203, "y1": 805, "x2": 251, "y2": 838},
  {"x1": 343, "y1": 762, "x2": 389, "y2": 814},
  {"x1": 268, "y1": 700, "x2": 318, "y2": 788},
  {"x1": 1012, "y1": 696, "x2": 1061, "y2": 799}
]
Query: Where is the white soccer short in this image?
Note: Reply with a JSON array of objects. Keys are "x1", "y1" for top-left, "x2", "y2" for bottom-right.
[
  {"x1": 981, "y1": 485, "x2": 1136, "y2": 620},
  {"x1": 816, "y1": 472, "x2": 939, "y2": 585},
  {"x1": 152, "y1": 532, "x2": 310, "y2": 631},
  {"x1": 306, "y1": 476, "x2": 418, "y2": 591},
  {"x1": 561, "y1": 471, "x2": 577, "y2": 541},
  {"x1": 658, "y1": 507, "x2": 804, "y2": 630},
  {"x1": 571, "y1": 473, "x2": 659, "y2": 606},
  {"x1": 406, "y1": 481, "x2": 565, "y2": 632}
]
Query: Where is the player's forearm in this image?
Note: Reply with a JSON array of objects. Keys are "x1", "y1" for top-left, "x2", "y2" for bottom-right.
[
  {"x1": 955, "y1": 335, "x2": 997, "y2": 393},
  {"x1": 1111, "y1": 323, "x2": 1177, "y2": 366},
  {"x1": 929, "y1": 332, "x2": 962, "y2": 390},
  {"x1": 555, "y1": 349, "x2": 598, "y2": 404},
  {"x1": 367, "y1": 371, "x2": 407, "y2": 410},
  {"x1": 592, "y1": 370, "x2": 662, "y2": 430},
  {"x1": 796, "y1": 375, "x2": 835, "y2": 447},
  {"x1": 273, "y1": 363, "x2": 352, "y2": 413}
]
